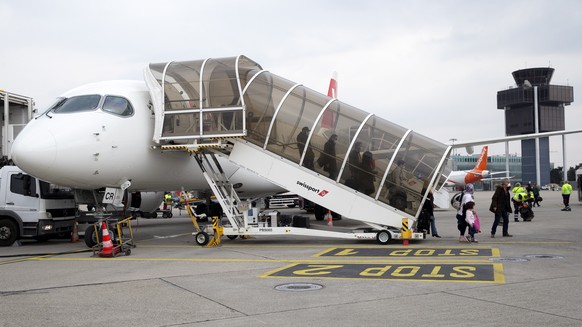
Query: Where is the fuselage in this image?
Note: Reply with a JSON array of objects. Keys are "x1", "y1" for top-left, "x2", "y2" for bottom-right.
[
  {"x1": 11, "y1": 80, "x2": 282, "y2": 198},
  {"x1": 446, "y1": 169, "x2": 489, "y2": 186}
]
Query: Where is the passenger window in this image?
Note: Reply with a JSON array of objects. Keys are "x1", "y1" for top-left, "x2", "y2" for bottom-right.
[
  {"x1": 102, "y1": 96, "x2": 134, "y2": 116},
  {"x1": 53, "y1": 95, "x2": 101, "y2": 113}
]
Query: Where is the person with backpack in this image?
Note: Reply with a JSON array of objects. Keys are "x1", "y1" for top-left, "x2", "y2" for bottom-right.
[
  {"x1": 359, "y1": 151, "x2": 377, "y2": 196},
  {"x1": 490, "y1": 178, "x2": 513, "y2": 238},
  {"x1": 296, "y1": 126, "x2": 314, "y2": 169},
  {"x1": 456, "y1": 183, "x2": 475, "y2": 242},
  {"x1": 318, "y1": 134, "x2": 338, "y2": 179}
]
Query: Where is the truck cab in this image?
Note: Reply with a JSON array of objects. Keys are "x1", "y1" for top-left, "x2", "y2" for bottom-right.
[{"x1": 0, "y1": 166, "x2": 77, "y2": 246}]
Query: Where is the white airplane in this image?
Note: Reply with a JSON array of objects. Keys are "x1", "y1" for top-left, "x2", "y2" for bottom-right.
[
  {"x1": 10, "y1": 56, "x2": 582, "y2": 224},
  {"x1": 445, "y1": 146, "x2": 510, "y2": 187}
]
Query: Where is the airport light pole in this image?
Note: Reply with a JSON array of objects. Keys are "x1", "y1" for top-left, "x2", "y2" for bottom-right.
[
  {"x1": 503, "y1": 107, "x2": 510, "y2": 179},
  {"x1": 524, "y1": 80, "x2": 541, "y2": 185},
  {"x1": 505, "y1": 141, "x2": 510, "y2": 179},
  {"x1": 449, "y1": 138, "x2": 457, "y2": 170},
  {"x1": 533, "y1": 84, "x2": 541, "y2": 185},
  {"x1": 563, "y1": 134, "x2": 567, "y2": 182}
]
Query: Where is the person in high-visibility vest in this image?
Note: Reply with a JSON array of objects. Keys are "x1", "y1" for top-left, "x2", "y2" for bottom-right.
[
  {"x1": 561, "y1": 181, "x2": 573, "y2": 211},
  {"x1": 512, "y1": 191, "x2": 530, "y2": 221},
  {"x1": 511, "y1": 183, "x2": 525, "y2": 222},
  {"x1": 163, "y1": 192, "x2": 172, "y2": 210},
  {"x1": 525, "y1": 184, "x2": 536, "y2": 206}
]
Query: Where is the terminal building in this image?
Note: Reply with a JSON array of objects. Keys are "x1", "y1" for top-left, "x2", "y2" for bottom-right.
[{"x1": 496, "y1": 67, "x2": 573, "y2": 186}]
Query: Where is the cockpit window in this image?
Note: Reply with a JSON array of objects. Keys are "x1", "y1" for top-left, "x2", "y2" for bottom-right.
[
  {"x1": 102, "y1": 96, "x2": 134, "y2": 116},
  {"x1": 40, "y1": 97, "x2": 66, "y2": 116},
  {"x1": 53, "y1": 95, "x2": 101, "y2": 113}
]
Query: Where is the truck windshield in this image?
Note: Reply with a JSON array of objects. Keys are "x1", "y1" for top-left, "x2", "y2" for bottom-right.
[{"x1": 39, "y1": 181, "x2": 75, "y2": 199}]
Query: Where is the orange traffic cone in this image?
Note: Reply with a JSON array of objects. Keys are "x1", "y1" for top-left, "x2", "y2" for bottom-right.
[
  {"x1": 326, "y1": 210, "x2": 333, "y2": 227},
  {"x1": 98, "y1": 222, "x2": 117, "y2": 257},
  {"x1": 70, "y1": 222, "x2": 79, "y2": 243}
]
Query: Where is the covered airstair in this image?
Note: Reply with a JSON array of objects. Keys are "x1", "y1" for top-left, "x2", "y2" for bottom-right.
[{"x1": 144, "y1": 56, "x2": 452, "y2": 243}]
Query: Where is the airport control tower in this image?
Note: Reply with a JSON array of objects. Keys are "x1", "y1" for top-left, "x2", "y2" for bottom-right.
[{"x1": 497, "y1": 68, "x2": 574, "y2": 185}]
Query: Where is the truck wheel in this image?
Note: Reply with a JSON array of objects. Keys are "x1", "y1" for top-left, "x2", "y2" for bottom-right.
[
  {"x1": 84, "y1": 225, "x2": 101, "y2": 248},
  {"x1": 376, "y1": 230, "x2": 391, "y2": 245},
  {"x1": 0, "y1": 218, "x2": 18, "y2": 247},
  {"x1": 195, "y1": 231, "x2": 210, "y2": 246}
]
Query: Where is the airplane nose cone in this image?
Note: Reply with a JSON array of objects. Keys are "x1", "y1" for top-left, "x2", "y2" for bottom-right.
[{"x1": 11, "y1": 125, "x2": 57, "y2": 177}]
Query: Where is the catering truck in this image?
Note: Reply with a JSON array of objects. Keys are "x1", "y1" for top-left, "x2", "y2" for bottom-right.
[{"x1": 0, "y1": 165, "x2": 77, "y2": 246}]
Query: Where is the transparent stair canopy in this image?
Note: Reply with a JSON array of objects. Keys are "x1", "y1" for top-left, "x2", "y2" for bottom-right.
[
  {"x1": 145, "y1": 55, "x2": 263, "y2": 142},
  {"x1": 145, "y1": 55, "x2": 452, "y2": 218}
]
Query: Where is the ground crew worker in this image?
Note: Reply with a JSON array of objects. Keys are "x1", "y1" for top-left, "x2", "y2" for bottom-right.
[
  {"x1": 512, "y1": 192, "x2": 525, "y2": 213},
  {"x1": 511, "y1": 182, "x2": 525, "y2": 222},
  {"x1": 561, "y1": 181, "x2": 572, "y2": 211},
  {"x1": 163, "y1": 192, "x2": 172, "y2": 210},
  {"x1": 525, "y1": 184, "x2": 536, "y2": 207}
]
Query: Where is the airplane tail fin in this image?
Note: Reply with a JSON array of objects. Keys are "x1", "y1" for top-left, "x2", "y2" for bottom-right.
[
  {"x1": 321, "y1": 72, "x2": 338, "y2": 130},
  {"x1": 327, "y1": 71, "x2": 338, "y2": 98},
  {"x1": 473, "y1": 146, "x2": 488, "y2": 171}
]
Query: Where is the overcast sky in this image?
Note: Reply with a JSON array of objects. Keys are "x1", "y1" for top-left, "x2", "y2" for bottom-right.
[{"x1": 2, "y1": 0, "x2": 582, "y2": 168}]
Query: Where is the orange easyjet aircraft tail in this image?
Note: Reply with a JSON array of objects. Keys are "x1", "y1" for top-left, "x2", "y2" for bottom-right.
[
  {"x1": 472, "y1": 146, "x2": 488, "y2": 172},
  {"x1": 462, "y1": 146, "x2": 489, "y2": 185}
]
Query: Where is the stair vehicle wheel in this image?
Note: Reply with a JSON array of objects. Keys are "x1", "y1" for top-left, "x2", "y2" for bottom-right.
[
  {"x1": 125, "y1": 248, "x2": 131, "y2": 256},
  {"x1": 376, "y1": 230, "x2": 391, "y2": 244},
  {"x1": 226, "y1": 235, "x2": 238, "y2": 240},
  {"x1": 195, "y1": 231, "x2": 210, "y2": 246}
]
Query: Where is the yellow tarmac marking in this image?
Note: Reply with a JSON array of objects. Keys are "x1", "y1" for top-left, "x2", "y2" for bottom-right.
[
  {"x1": 135, "y1": 240, "x2": 582, "y2": 247},
  {"x1": 6, "y1": 245, "x2": 508, "y2": 284},
  {"x1": 0, "y1": 255, "x2": 54, "y2": 265},
  {"x1": 30, "y1": 257, "x2": 496, "y2": 264},
  {"x1": 313, "y1": 247, "x2": 501, "y2": 258},
  {"x1": 260, "y1": 262, "x2": 505, "y2": 283}
]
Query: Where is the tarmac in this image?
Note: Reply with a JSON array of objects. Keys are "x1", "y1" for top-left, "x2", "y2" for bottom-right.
[{"x1": 1, "y1": 189, "x2": 580, "y2": 326}]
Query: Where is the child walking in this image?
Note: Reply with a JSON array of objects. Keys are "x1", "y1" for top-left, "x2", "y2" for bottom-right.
[{"x1": 464, "y1": 201, "x2": 480, "y2": 243}]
